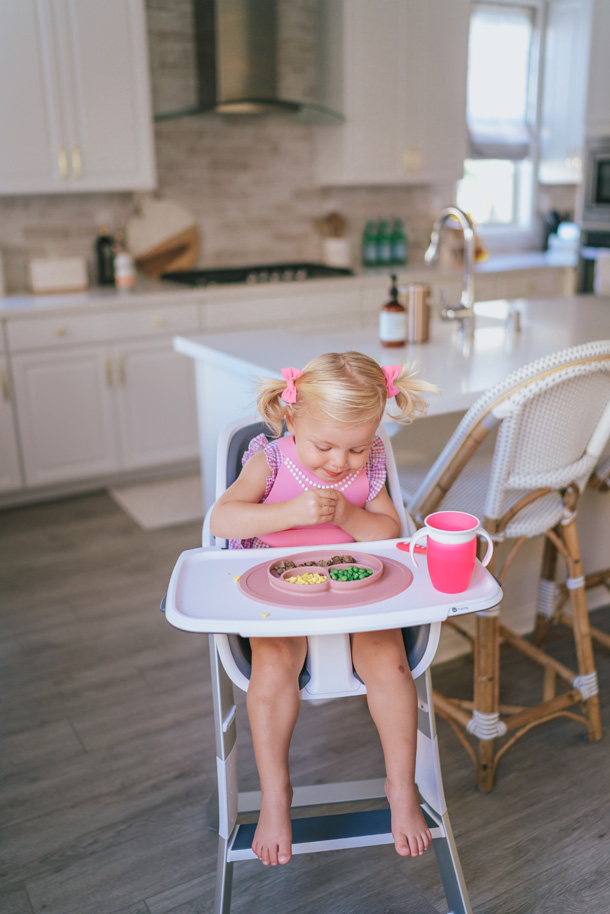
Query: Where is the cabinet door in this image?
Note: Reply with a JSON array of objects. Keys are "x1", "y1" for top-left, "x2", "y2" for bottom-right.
[
  {"x1": 0, "y1": 0, "x2": 67, "y2": 194},
  {"x1": 585, "y1": 0, "x2": 610, "y2": 136},
  {"x1": 315, "y1": 0, "x2": 469, "y2": 186},
  {"x1": 113, "y1": 340, "x2": 199, "y2": 470},
  {"x1": 539, "y1": 0, "x2": 592, "y2": 184},
  {"x1": 0, "y1": 358, "x2": 24, "y2": 492},
  {"x1": 57, "y1": 0, "x2": 156, "y2": 191},
  {"x1": 11, "y1": 346, "x2": 119, "y2": 486},
  {"x1": 0, "y1": 0, "x2": 156, "y2": 195}
]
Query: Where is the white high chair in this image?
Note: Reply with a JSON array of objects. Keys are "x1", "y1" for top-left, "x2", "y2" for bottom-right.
[{"x1": 165, "y1": 419, "x2": 503, "y2": 914}]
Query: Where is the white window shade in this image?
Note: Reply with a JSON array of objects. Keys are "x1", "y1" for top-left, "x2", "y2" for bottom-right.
[
  {"x1": 466, "y1": 2, "x2": 537, "y2": 161},
  {"x1": 468, "y1": 119, "x2": 534, "y2": 160}
]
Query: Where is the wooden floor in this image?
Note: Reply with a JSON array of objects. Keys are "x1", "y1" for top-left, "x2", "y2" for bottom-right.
[{"x1": 1, "y1": 492, "x2": 609, "y2": 914}]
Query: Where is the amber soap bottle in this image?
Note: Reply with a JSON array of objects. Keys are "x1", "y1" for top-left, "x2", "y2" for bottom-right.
[{"x1": 379, "y1": 274, "x2": 407, "y2": 347}]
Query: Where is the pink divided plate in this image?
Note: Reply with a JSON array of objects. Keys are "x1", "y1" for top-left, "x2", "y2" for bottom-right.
[{"x1": 239, "y1": 550, "x2": 411, "y2": 610}]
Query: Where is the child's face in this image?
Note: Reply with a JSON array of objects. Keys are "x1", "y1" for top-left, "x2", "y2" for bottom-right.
[{"x1": 286, "y1": 409, "x2": 379, "y2": 483}]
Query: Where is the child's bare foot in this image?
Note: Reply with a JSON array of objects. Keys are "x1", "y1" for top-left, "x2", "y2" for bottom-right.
[
  {"x1": 252, "y1": 786, "x2": 293, "y2": 866},
  {"x1": 385, "y1": 778, "x2": 432, "y2": 857}
]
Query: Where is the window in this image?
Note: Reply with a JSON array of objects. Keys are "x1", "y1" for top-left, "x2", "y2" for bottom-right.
[{"x1": 457, "y1": 1, "x2": 542, "y2": 238}]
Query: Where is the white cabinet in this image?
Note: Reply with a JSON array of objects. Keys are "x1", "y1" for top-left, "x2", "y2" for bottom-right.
[
  {"x1": 538, "y1": 0, "x2": 592, "y2": 185},
  {"x1": 585, "y1": 0, "x2": 610, "y2": 136},
  {"x1": 0, "y1": 355, "x2": 24, "y2": 492},
  {"x1": 315, "y1": 0, "x2": 470, "y2": 186},
  {"x1": 11, "y1": 345, "x2": 120, "y2": 486},
  {"x1": 0, "y1": 0, "x2": 156, "y2": 195},
  {"x1": 113, "y1": 340, "x2": 198, "y2": 470},
  {"x1": 6, "y1": 302, "x2": 199, "y2": 489}
]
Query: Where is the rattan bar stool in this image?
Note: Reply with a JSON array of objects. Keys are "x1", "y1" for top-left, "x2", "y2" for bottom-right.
[
  {"x1": 534, "y1": 441, "x2": 610, "y2": 655},
  {"x1": 398, "y1": 341, "x2": 610, "y2": 791}
]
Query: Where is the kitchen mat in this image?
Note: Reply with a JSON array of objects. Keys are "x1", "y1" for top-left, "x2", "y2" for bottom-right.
[{"x1": 109, "y1": 473, "x2": 203, "y2": 530}]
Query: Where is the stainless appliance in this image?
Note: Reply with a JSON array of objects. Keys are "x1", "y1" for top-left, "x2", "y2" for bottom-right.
[
  {"x1": 577, "y1": 137, "x2": 610, "y2": 292},
  {"x1": 154, "y1": 0, "x2": 343, "y2": 125},
  {"x1": 161, "y1": 262, "x2": 353, "y2": 287},
  {"x1": 582, "y1": 136, "x2": 610, "y2": 227}
]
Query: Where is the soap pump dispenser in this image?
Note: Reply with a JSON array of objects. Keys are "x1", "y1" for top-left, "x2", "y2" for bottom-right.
[{"x1": 379, "y1": 274, "x2": 407, "y2": 347}]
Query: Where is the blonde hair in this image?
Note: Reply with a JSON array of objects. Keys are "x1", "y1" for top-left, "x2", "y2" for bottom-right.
[{"x1": 256, "y1": 351, "x2": 438, "y2": 437}]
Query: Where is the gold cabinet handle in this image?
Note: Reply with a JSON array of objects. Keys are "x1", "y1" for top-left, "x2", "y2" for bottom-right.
[
  {"x1": 116, "y1": 353, "x2": 126, "y2": 385},
  {"x1": 1, "y1": 368, "x2": 10, "y2": 402},
  {"x1": 152, "y1": 316, "x2": 165, "y2": 328},
  {"x1": 55, "y1": 326, "x2": 67, "y2": 337},
  {"x1": 104, "y1": 356, "x2": 113, "y2": 387},
  {"x1": 71, "y1": 146, "x2": 82, "y2": 178},
  {"x1": 58, "y1": 147, "x2": 68, "y2": 179}
]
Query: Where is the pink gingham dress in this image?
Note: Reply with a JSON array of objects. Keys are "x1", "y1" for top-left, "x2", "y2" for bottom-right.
[{"x1": 229, "y1": 433, "x2": 387, "y2": 549}]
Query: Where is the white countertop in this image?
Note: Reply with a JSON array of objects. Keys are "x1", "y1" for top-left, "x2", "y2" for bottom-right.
[
  {"x1": 0, "y1": 251, "x2": 576, "y2": 317},
  {"x1": 175, "y1": 295, "x2": 610, "y2": 417}
]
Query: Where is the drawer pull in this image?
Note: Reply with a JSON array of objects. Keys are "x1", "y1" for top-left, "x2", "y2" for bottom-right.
[
  {"x1": 1, "y1": 368, "x2": 10, "y2": 402},
  {"x1": 152, "y1": 316, "x2": 165, "y2": 328},
  {"x1": 72, "y1": 146, "x2": 82, "y2": 178},
  {"x1": 117, "y1": 353, "x2": 126, "y2": 385},
  {"x1": 104, "y1": 356, "x2": 113, "y2": 387},
  {"x1": 55, "y1": 327, "x2": 68, "y2": 337},
  {"x1": 58, "y1": 147, "x2": 68, "y2": 179}
]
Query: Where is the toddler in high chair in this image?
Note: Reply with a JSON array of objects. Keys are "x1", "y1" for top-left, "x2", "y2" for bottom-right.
[{"x1": 210, "y1": 351, "x2": 438, "y2": 867}]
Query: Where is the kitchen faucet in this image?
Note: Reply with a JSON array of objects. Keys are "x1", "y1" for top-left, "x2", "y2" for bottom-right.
[{"x1": 425, "y1": 206, "x2": 476, "y2": 339}]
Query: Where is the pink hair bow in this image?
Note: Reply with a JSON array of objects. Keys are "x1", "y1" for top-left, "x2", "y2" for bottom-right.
[
  {"x1": 382, "y1": 365, "x2": 401, "y2": 398},
  {"x1": 280, "y1": 367, "x2": 303, "y2": 403}
]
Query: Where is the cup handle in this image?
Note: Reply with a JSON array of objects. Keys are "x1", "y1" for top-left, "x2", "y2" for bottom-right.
[
  {"x1": 477, "y1": 528, "x2": 494, "y2": 567},
  {"x1": 408, "y1": 528, "x2": 428, "y2": 568}
]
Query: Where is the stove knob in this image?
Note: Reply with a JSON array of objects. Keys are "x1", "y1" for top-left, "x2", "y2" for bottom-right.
[
  {"x1": 246, "y1": 273, "x2": 258, "y2": 284},
  {"x1": 281, "y1": 269, "x2": 294, "y2": 282},
  {"x1": 295, "y1": 269, "x2": 308, "y2": 281},
  {"x1": 269, "y1": 271, "x2": 280, "y2": 282},
  {"x1": 258, "y1": 270, "x2": 269, "y2": 283}
]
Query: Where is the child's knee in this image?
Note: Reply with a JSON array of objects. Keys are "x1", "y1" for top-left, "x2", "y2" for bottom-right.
[{"x1": 251, "y1": 637, "x2": 307, "y2": 680}]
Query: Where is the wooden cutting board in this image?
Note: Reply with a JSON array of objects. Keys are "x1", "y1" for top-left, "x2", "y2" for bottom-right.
[{"x1": 125, "y1": 198, "x2": 200, "y2": 278}]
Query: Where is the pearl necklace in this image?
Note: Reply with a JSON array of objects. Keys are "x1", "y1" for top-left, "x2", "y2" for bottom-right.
[{"x1": 284, "y1": 457, "x2": 358, "y2": 492}]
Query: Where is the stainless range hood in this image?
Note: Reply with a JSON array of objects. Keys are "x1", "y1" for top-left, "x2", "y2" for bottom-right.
[{"x1": 155, "y1": 0, "x2": 343, "y2": 125}]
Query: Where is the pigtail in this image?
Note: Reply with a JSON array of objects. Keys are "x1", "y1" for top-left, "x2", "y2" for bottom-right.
[
  {"x1": 387, "y1": 365, "x2": 439, "y2": 425},
  {"x1": 255, "y1": 377, "x2": 290, "y2": 437}
]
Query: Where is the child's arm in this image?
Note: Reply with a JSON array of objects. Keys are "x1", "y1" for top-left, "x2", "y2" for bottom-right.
[
  {"x1": 210, "y1": 450, "x2": 340, "y2": 540},
  {"x1": 328, "y1": 486, "x2": 401, "y2": 542}
]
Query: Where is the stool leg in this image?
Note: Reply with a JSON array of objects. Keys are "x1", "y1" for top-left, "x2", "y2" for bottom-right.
[
  {"x1": 533, "y1": 530, "x2": 559, "y2": 646},
  {"x1": 473, "y1": 605, "x2": 500, "y2": 791},
  {"x1": 560, "y1": 518, "x2": 603, "y2": 742}
]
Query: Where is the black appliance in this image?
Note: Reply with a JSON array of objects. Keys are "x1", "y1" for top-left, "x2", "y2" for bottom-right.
[
  {"x1": 582, "y1": 136, "x2": 610, "y2": 228},
  {"x1": 161, "y1": 263, "x2": 354, "y2": 287},
  {"x1": 576, "y1": 137, "x2": 610, "y2": 292}
]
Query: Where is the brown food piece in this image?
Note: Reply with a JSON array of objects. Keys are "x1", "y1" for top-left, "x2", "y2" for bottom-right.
[
  {"x1": 270, "y1": 559, "x2": 296, "y2": 577},
  {"x1": 328, "y1": 554, "x2": 356, "y2": 565}
]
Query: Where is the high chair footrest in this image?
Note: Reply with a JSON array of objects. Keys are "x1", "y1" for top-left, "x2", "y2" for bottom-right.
[{"x1": 228, "y1": 808, "x2": 442, "y2": 860}]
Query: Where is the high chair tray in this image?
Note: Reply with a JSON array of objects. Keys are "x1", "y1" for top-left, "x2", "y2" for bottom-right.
[{"x1": 164, "y1": 538, "x2": 503, "y2": 636}]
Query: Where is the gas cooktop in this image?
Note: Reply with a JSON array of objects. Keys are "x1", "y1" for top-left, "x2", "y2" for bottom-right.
[{"x1": 161, "y1": 262, "x2": 353, "y2": 287}]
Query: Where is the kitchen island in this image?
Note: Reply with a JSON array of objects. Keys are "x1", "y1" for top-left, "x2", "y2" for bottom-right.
[{"x1": 174, "y1": 294, "x2": 610, "y2": 510}]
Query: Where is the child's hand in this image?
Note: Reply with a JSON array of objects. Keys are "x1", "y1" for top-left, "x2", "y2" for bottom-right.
[
  {"x1": 291, "y1": 488, "x2": 340, "y2": 526},
  {"x1": 328, "y1": 490, "x2": 355, "y2": 527}
]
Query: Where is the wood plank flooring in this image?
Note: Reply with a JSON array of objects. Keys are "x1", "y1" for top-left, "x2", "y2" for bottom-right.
[{"x1": 1, "y1": 492, "x2": 609, "y2": 914}]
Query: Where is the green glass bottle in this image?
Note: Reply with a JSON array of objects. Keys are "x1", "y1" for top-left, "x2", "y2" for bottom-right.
[
  {"x1": 361, "y1": 220, "x2": 378, "y2": 268},
  {"x1": 376, "y1": 219, "x2": 393, "y2": 267},
  {"x1": 390, "y1": 218, "x2": 408, "y2": 266}
]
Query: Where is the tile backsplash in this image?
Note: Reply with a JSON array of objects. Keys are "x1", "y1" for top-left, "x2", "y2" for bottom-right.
[{"x1": 0, "y1": 0, "x2": 575, "y2": 294}]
